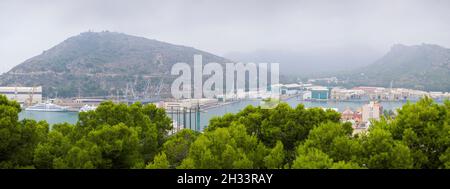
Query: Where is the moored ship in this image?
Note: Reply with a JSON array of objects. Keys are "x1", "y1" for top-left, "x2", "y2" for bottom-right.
[{"x1": 25, "y1": 102, "x2": 68, "y2": 112}]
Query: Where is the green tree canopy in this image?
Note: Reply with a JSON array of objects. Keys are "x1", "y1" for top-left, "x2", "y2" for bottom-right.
[
  {"x1": 179, "y1": 123, "x2": 268, "y2": 169},
  {"x1": 387, "y1": 97, "x2": 450, "y2": 168},
  {"x1": 0, "y1": 95, "x2": 49, "y2": 168},
  {"x1": 0, "y1": 95, "x2": 449, "y2": 170}
]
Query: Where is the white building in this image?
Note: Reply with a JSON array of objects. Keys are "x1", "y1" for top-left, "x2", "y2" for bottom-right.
[
  {"x1": 362, "y1": 101, "x2": 383, "y2": 123},
  {"x1": 283, "y1": 83, "x2": 302, "y2": 95},
  {"x1": 0, "y1": 86, "x2": 42, "y2": 105},
  {"x1": 330, "y1": 87, "x2": 365, "y2": 101}
]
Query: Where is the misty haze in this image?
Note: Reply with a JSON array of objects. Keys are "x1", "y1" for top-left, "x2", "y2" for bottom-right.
[
  {"x1": 1, "y1": 0, "x2": 450, "y2": 75},
  {"x1": 1, "y1": 0, "x2": 450, "y2": 175}
]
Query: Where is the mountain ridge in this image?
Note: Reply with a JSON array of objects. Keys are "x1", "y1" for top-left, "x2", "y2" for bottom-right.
[
  {"x1": 0, "y1": 31, "x2": 232, "y2": 97},
  {"x1": 340, "y1": 43, "x2": 450, "y2": 91}
]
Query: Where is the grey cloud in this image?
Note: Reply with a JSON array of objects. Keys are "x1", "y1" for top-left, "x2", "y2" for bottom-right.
[{"x1": 1, "y1": 0, "x2": 450, "y2": 73}]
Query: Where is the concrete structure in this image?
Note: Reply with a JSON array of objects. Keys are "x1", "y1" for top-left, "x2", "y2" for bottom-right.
[
  {"x1": 180, "y1": 98, "x2": 218, "y2": 108},
  {"x1": 331, "y1": 87, "x2": 366, "y2": 101},
  {"x1": 362, "y1": 101, "x2": 383, "y2": 123},
  {"x1": 163, "y1": 98, "x2": 219, "y2": 111},
  {"x1": 74, "y1": 98, "x2": 105, "y2": 105},
  {"x1": 0, "y1": 86, "x2": 42, "y2": 105},
  {"x1": 164, "y1": 101, "x2": 184, "y2": 111}
]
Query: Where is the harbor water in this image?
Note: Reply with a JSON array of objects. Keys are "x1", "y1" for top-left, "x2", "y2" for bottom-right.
[{"x1": 19, "y1": 99, "x2": 408, "y2": 130}]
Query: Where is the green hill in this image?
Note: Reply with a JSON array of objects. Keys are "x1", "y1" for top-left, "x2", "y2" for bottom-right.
[
  {"x1": 341, "y1": 44, "x2": 450, "y2": 91},
  {"x1": 0, "y1": 31, "x2": 231, "y2": 97}
]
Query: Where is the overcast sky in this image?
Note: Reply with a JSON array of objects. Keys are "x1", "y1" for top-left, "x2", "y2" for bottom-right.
[{"x1": 1, "y1": 0, "x2": 450, "y2": 73}]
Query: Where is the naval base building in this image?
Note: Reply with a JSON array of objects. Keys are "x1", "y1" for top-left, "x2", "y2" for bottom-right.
[{"x1": 0, "y1": 86, "x2": 42, "y2": 105}]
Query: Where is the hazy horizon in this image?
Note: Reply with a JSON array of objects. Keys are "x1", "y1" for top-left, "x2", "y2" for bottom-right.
[{"x1": 1, "y1": 0, "x2": 450, "y2": 74}]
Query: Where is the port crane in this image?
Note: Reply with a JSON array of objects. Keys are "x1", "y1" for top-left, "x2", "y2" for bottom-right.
[
  {"x1": 122, "y1": 76, "x2": 164, "y2": 104},
  {"x1": 28, "y1": 86, "x2": 36, "y2": 106}
]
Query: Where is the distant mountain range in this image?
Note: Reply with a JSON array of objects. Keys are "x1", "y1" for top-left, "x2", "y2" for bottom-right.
[
  {"x1": 0, "y1": 31, "x2": 231, "y2": 97},
  {"x1": 340, "y1": 44, "x2": 450, "y2": 92},
  {"x1": 1, "y1": 31, "x2": 450, "y2": 97},
  {"x1": 224, "y1": 46, "x2": 382, "y2": 77}
]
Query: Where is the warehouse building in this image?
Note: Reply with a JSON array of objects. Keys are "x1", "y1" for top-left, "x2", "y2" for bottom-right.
[{"x1": 0, "y1": 86, "x2": 42, "y2": 105}]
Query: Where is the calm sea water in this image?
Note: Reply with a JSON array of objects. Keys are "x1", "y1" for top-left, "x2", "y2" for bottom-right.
[
  {"x1": 19, "y1": 99, "x2": 407, "y2": 130},
  {"x1": 19, "y1": 111, "x2": 79, "y2": 125}
]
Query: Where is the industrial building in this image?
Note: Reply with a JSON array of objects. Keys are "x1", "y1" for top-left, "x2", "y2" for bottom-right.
[
  {"x1": 311, "y1": 87, "x2": 329, "y2": 100},
  {"x1": 0, "y1": 86, "x2": 42, "y2": 105},
  {"x1": 330, "y1": 87, "x2": 366, "y2": 101}
]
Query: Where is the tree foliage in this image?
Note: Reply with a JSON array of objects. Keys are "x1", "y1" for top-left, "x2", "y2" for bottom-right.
[
  {"x1": 0, "y1": 95, "x2": 449, "y2": 169},
  {"x1": 179, "y1": 123, "x2": 268, "y2": 169}
]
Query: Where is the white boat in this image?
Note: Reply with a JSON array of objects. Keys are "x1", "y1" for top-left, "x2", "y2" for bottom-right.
[
  {"x1": 25, "y1": 102, "x2": 68, "y2": 112},
  {"x1": 79, "y1": 104, "x2": 97, "y2": 112}
]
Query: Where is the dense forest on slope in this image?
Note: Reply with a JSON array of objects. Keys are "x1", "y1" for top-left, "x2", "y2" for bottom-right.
[{"x1": 0, "y1": 95, "x2": 449, "y2": 169}]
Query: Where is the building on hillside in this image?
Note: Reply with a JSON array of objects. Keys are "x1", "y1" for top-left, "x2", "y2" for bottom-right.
[{"x1": 0, "y1": 86, "x2": 42, "y2": 105}]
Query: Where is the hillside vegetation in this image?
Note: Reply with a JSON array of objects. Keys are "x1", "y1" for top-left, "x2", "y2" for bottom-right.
[
  {"x1": 0, "y1": 31, "x2": 230, "y2": 97},
  {"x1": 341, "y1": 44, "x2": 450, "y2": 91}
]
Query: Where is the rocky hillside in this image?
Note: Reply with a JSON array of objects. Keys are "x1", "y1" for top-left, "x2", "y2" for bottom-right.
[{"x1": 0, "y1": 31, "x2": 231, "y2": 97}]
